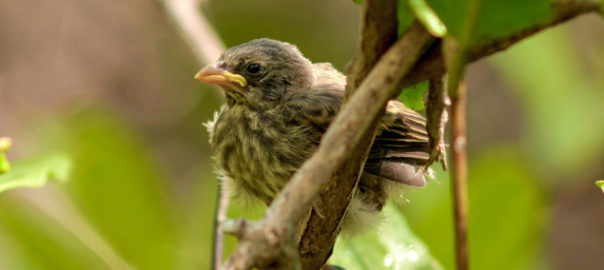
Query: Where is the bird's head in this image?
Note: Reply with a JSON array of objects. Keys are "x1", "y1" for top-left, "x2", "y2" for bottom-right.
[{"x1": 195, "y1": 38, "x2": 315, "y2": 109}]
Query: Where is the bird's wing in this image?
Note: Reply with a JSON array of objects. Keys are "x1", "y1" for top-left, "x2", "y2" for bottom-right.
[
  {"x1": 286, "y1": 62, "x2": 431, "y2": 186},
  {"x1": 280, "y1": 89, "x2": 343, "y2": 133},
  {"x1": 365, "y1": 100, "x2": 431, "y2": 186},
  {"x1": 278, "y1": 62, "x2": 345, "y2": 131}
]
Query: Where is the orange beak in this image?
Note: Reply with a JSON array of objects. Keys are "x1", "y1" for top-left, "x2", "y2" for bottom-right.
[{"x1": 194, "y1": 64, "x2": 247, "y2": 90}]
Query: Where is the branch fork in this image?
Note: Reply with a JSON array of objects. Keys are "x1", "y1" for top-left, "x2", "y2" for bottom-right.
[{"x1": 222, "y1": 219, "x2": 301, "y2": 270}]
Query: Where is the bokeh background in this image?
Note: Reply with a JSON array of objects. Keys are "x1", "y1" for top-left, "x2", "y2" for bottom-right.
[{"x1": 1, "y1": 0, "x2": 603, "y2": 269}]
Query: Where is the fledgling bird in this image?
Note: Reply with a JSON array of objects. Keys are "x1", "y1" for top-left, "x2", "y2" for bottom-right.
[{"x1": 196, "y1": 38, "x2": 432, "y2": 234}]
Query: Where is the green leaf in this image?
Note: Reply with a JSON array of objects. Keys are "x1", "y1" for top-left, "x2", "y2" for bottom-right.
[
  {"x1": 408, "y1": 0, "x2": 447, "y2": 37},
  {"x1": 400, "y1": 81, "x2": 429, "y2": 111},
  {"x1": 426, "y1": 0, "x2": 553, "y2": 45},
  {"x1": 0, "y1": 153, "x2": 9, "y2": 174},
  {"x1": 596, "y1": 180, "x2": 604, "y2": 193},
  {"x1": 0, "y1": 154, "x2": 71, "y2": 193},
  {"x1": 329, "y1": 204, "x2": 443, "y2": 270},
  {"x1": 0, "y1": 137, "x2": 13, "y2": 174}
]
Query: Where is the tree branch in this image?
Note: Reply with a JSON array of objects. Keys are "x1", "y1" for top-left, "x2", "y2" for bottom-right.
[
  {"x1": 441, "y1": 0, "x2": 482, "y2": 265},
  {"x1": 212, "y1": 182, "x2": 230, "y2": 269},
  {"x1": 449, "y1": 82, "x2": 469, "y2": 270},
  {"x1": 426, "y1": 78, "x2": 449, "y2": 170},
  {"x1": 299, "y1": 1, "x2": 398, "y2": 268},
  {"x1": 162, "y1": 0, "x2": 224, "y2": 64},
  {"x1": 399, "y1": 0, "x2": 601, "y2": 89}
]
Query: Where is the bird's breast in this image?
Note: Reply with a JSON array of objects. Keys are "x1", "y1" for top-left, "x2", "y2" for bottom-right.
[{"x1": 210, "y1": 106, "x2": 318, "y2": 203}]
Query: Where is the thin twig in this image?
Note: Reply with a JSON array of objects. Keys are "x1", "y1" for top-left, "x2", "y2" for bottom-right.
[
  {"x1": 212, "y1": 182, "x2": 230, "y2": 269},
  {"x1": 161, "y1": 0, "x2": 229, "y2": 267},
  {"x1": 443, "y1": 37, "x2": 471, "y2": 270},
  {"x1": 442, "y1": 0, "x2": 481, "y2": 268},
  {"x1": 162, "y1": 0, "x2": 224, "y2": 64},
  {"x1": 449, "y1": 81, "x2": 469, "y2": 270},
  {"x1": 426, "y1": 77, "x2": 449, "y2": 170}
]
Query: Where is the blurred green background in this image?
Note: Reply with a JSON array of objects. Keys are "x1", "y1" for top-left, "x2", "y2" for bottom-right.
[{"x1": 1, "y1": 0, "x2": 603, "y2": 269}]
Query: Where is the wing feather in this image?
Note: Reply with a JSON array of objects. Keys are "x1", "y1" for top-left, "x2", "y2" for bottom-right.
[
  {"x1": 286, "y1": 63, "x2": 431, "y2": 186},
  {"x1": 366, "y1": 100, "x2": 431, "y2": 185}
]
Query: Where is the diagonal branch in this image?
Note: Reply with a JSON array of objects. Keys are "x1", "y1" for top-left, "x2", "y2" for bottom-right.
[
  {"x1": 162, "y1": 0, "x2": 224, "y2": 64},
  {"x1": 299, "y1": 0, "x2": 398, "y2": 268}
]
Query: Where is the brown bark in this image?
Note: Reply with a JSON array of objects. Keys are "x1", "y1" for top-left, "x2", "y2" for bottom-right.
[
  {"x1": 299, "y1": 0, "x2": 398, "y2": 268},
  {"x1": 426, "y1": 78, "x2": 449, "y2": 170},
  {"x1": 450, "y1": 82, "x2": 469, "y2": 270}
]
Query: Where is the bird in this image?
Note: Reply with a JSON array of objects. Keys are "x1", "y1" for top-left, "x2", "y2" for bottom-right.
[{"x1": 195, "y1": 38, "x2": 433, "y2": 234}]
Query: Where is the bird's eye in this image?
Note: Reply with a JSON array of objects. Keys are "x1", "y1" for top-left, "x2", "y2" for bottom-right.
[{"x1": 247, "y1": 63, "x2": 261, "y2": 74}]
